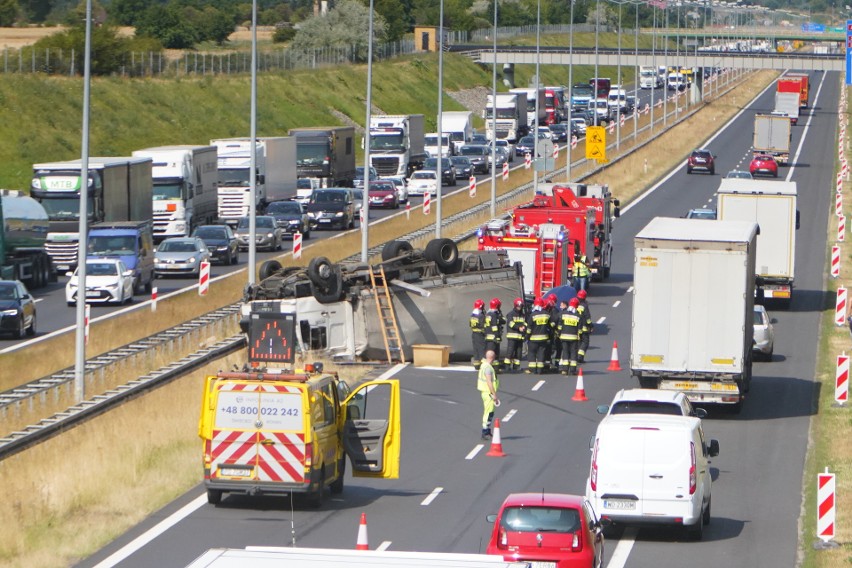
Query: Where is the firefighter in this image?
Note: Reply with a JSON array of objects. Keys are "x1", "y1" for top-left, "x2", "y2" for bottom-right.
[
  {"x1": 504, "y1": 298, "x2": 528, "y2": 371},
  {"x1": 573, "y1": 254, "x2": 591, "y2": 293},
  {"x1": 544, "y1": 293, "x2": 561, "y2": 370},
  {"x1": 576, "y1": 289, "x2": 593, "y2": 363},
  {"x1": 484, "y1": 298, "x2": 506, "y2": 369},
  {"x1": 556, "y1": 297, "x2": 581, "y2": 375},
  {"x1": 525, "y1": 297, "x2": 553, "y2": 374},
  {"x1": 469, "y1": 299, "x2": 486, "y2": 370}
]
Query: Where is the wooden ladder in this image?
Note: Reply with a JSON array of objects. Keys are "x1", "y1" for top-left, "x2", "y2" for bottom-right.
[{"x1": 369, "y1": 265, "x2": 405, "y2": 364}]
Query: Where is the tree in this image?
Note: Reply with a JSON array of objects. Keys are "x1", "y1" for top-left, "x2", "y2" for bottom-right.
[
  {"x1": 289, "y1": 0, "x2": 387, "y2": 61},
  {"x1": 135, "y1": 3, "x2": 198, "y2": 49},
  {"x1": 0, "y1": 0, "x2": 20, "y2": 26},
  {"x1": 193, "y1": 5, "x2": 236, "y2": 45},
  {"x1": 373, "y1": 0, "x2": 410, "y2": 41},
  {"x1": 108, "y1": 0, "x2": 156, "y2": 26}
]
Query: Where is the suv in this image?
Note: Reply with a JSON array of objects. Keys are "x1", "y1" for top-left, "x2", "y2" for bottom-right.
[
  {"x1": 597, "y1": 388, "x2": 707, "y2": 418},
  {"x1": 424, "y1": 157, "x2": 457, "y2": 186},
  {"x1": 306, "y1": 188, "x2": 355, "y2": 230},
  {"x1": 686, "y1": 149, "x2": 715, "y2": 175}
]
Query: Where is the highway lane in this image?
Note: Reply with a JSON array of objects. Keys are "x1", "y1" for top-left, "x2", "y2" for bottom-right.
[{"x1": 77, "y1": 70, "x2": 838, "y2": 568}]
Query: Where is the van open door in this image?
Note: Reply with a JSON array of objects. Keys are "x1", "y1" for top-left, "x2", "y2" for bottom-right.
[{"x1": 340, "y1": 380, "x2": 401, "y2": 479}]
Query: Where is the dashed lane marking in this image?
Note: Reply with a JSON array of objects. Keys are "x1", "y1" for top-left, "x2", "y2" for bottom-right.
[
  {"x1": 421, "y1": 487, "x2": 443, "y2": 506},
  {"x1": 466, "y1": 445, "x2": 485, "y2": 460}
]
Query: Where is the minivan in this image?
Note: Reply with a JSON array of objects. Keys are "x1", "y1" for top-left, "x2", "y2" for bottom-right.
[{"x1": 585, "y1": 414, "x2": 719, "y2": 540}]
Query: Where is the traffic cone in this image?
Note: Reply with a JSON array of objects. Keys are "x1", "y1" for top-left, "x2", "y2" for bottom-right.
[
  {"x1": 486, "y1": 418, "x2": 506, "y2": 457},
  {"x1": 572, "y1": 368, "x2": 589, "y2": 401},
  {"x1": 607, "y1": 341, "x2": 623, "y2": 372},
  {"x1": 356, "y1": 512, "x2": 369, "y2": 550}
]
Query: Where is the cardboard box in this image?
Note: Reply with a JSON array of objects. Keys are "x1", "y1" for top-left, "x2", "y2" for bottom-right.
[{"x1": 412, "y1": 344, "x2": 451, "y2": 367}]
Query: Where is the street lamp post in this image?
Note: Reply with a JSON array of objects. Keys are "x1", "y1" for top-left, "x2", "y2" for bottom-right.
[
  {"x1": 248, "y1": 0, "x2": 258, "y2": 285},
  {"x1": 533, "y1": 0, "x2": 541, "y2": 194},
  {"x1": 490, "y1": 0, "x2": 498, "y2": 217},
  {"x1": 361, "y1": 0, "x2": 375, "y2": 263},
  {"x1": 436, "y1": 0, "x2": 444, "y2": 238},
  {"x1": 567, "y1": 0, "x2": 574, "y2": 182}
]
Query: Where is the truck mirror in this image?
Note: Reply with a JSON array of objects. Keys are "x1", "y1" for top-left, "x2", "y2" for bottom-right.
[
  {"x1": 708, "y1": 439, "x2": 720, "y2": 457},
  {"x1": 613, "y1": 205, "x2": 620, "y2": 218},
  {"x1": 257, "y1": 174, "x2": 265, "y2": 185},
  {"x1": 795, "y1": 210, "x2": 800, "y2": 230},
  {"x1": 693, "y1": 407, "x2": 707, "y2": 418}
]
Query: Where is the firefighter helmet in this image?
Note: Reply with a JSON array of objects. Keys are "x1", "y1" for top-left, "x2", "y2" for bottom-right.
[
  {"x1": 546, "y1": 294, "x2": 557, "y2": 308},
  {"x1": 473, "y1": 299, "x2": 485, "y2": 310},
  {"x1": 533, "y1": 297, "x2": 545, "y2": 308},
  {"x1": 577, "y1": 289, "x2": 587, "y2": 300},
  {"x1": 513, "y1": 297, "x2": 524, "y2": 308},
  {"x1": 569, "y1": 297, "x2": 580, "y2": 308},
  {"x1": 490, "y1": 298, "x2": 502, "y2": 310}
]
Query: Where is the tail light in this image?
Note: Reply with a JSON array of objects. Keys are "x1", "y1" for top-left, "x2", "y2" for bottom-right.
[
  {"x1": 571, "y1": 531, "x2": 582, "y2": 552},
  {"x1": 305, "y1": 441, "x2": 313, "y2": 469},
  {"x1": 590, "y1": 439, "x2": 599, "y2": 491},
  {"x1": 497, "y1": 526, "x2": 508, "y2": 549},
  {"x1": 689, "y1": 442, "x2": 697, "y2": 495}
]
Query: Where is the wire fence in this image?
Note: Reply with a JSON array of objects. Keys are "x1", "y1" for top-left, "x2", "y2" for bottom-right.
[{"x1": 0, "y1": 24, "x2": 612, "y2": 77}]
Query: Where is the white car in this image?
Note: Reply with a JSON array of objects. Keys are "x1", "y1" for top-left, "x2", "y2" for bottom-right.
[
  {"x1": 493, "y1": 139, "x2": 515, "y2": 162},
  {"x1": 407, "y1": 170, "x2": 439, "y2": 197},
  {"x1": 537, "y1": 126, "x2": 553, "y2": 139},
  {"x1": 384, "y1": 176, "x2": 409, "y2": 204},
  {"x1": 753, "y1": 304, "x2": 775, "y2": 361},
  {"x1": 596, "y1": 388, "x2": 707, "y2": 418},
  {"x1": 66, "y1": 258, "x2": 135, "y2": 306}
]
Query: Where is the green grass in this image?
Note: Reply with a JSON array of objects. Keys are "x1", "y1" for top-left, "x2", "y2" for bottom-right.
[{"x1": 0, "y1": 32, "x2": 668, "y2": 189}]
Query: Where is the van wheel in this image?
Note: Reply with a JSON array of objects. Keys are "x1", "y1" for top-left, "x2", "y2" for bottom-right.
[
  {"x1": 330, "y1": 458, "x2": 345, "y2": 494},
  {"x1": 382, "y1": 240, "x2": 413, "y2": 262},
  {"x1": 207, "y1": 489, "x2": 222, "y2": 505},
  {"x1": 703, "y1": 497, "x2": 711, "y2": 525},
  {"x1": 307, "y1": 470, "x2": 325, "y2": 508},
  {"x1": 686, "y1": 517, "x2": 704, "y2": 541},
  {"x1": 259, "y1": 260, "x2": 282, "y2": 281}
]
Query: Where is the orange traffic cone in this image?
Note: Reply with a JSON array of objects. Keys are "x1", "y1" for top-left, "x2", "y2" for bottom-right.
[
  {"x1": 572, "y1": 368, "x2": 589, "y2": 401},
  {"x1": 607, "y1": 341, "x2": 623, "y2": 372},
  {"x1": 356, "y1": 512, "x2": 369, "y2": 550},
  {"x1": 486, "y1": 418, "x2": 506, "y2": 457}
]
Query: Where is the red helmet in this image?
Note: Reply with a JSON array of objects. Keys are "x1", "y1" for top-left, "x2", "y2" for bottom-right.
[
  {"x1": 569, "y1": 297, "x2": 580, "y2": 308},
  {"x1": 473, "y1": 299, "x2": 485, "y2": 310},
  {"x1": 513, "y1": 297, "x2": 524, "y2": 308},
  {"x1": 577, "y1": 289, "x2": 587, "y2": 300},
  {"x1": 490, "y1": 297, "x2": 502, "y2": 310},
  {"x1": 546, "y1": 294, "x2": 557, "y2": 307},
  {"x1": 533, "y1": 297, "x2": 544, "y2": 308}
]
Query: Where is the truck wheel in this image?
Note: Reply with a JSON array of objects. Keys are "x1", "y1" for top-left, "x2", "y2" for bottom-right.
[
  {"x1": 310, "y1": 274, "x2": 343, "y2": 304},
  {"x1": 382, "y1": 241, "x2": 413, "y2": 262},
  {"x1": 308, "y1": 257, "x2": 335, "y2": 286},
  {"x1": 330, "y1": 458, "x2": 345, "y2": 494},
  {"x1": 425, "y1": 238, "x2": 460, "y2": 274},
  {"x1": 259, "y1": 260, "x2": 282, "y2": 281},
  {"x1": 206, "y1": 489, "x2": 222, "y2": 505}
]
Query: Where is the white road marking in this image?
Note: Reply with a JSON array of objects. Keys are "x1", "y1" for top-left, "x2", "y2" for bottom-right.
[
  {"x1": 596, "y1": 317, "x2": 606, "y2": 324},
  {"x1": 377, "y1": 363, "x2": 408, "y2": 381},
  {"x1": 377, "y1": 541, "x2": 392, "y2": 551},
  {"x1": 421, "y1": 487, "x2": 443, "y2": 506},
  {"x1": 91, "y1": 494, "x2": 207, "y2": 567},
  {"x1": 466, "y1": 445, "x2": 485, "y2": 460},
  {"x1": 606, "y1": 528, "x2": 638, "y2": 568},
  {"x1": 626, "y1": 286, "x2": 634, "y2": 293},
  {"x1": 416, "y1": 365, "x2": 476, "y2": 372},
  {"x1": 532, "y1": 380, "x2": 546, "y2": 391},
  {"x1": 502, "y1": 409, "x2": 518, "y2": 422},
  {"x1": 612, "y1": 300, "x2": 621, "y2": 308}
]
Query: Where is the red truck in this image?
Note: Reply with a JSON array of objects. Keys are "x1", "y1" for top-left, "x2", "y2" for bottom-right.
[{"x1": 777, "y1": 74, "x2": 809, "y2": 109}]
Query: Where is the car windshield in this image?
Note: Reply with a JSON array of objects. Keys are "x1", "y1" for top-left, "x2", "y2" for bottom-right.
[
  {"x1": 424, "y1": 159, "x2": 448, "y2": 169},
  {"x1": 267, "y1": 201, "x2": 301, "y2": 214},
  {"x1": 412, "y1": 171, "x2": 435, "y2": 180},
  {"x1": 754, "y1": 309, "x2": 766, "y2": 325},
  {"x1": 727, "y1": 171, "x2": 752, "y2": 179},
  {"x1": 500, "y1": 506, "x2": 581, "y2": 533},
  {"x1": 87, "y1": 263, "x2": 118, "y2": 276},
  {"x1": 609, "y1": 401, "x2": 683, "y2": 415},
  {"x1": 692, "y1": 151, "x2": 711, "y2": 159},
  {"x1": 88, "y1": 235, "x2": 135, "y2": 256},
  {"x1": 296, "y1": 179, "x2": 314, "y2": 189},
  {"x1": 687, "y1": 209, "x2": 716, "y2": 220},
  {"x1": 195, "y1": 227, "x2": 226, "y2": 240},
  {"x1": 519, "y1": 137, "x2": 534, "y2": 145},
  {"x1": 0, "y1": 283, "x2": 17, "y2": 299},
  {"x1": 312, "y1": 191, "x2": 346, "y2": 203},
  {"x1": 158, "y1": 240, "x2": 198, "y2": 253},
  {"x1": 451, "y1": 157, "x2": 471, "y2": 165},
  {"x1": 460, "y1": 147, "x2": 487, "y2": 156}
]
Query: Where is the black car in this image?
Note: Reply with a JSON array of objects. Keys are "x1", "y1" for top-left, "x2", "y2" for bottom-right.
[
  {"x1": 306, "y1": 188, "x2": 355, "y2": 230},
  {"x1": 424, "y1": 157, "x2": 457, "y2": 186},
  {"x1": 515, "y1": 135, "x2": 535, "y2": 157},
  {"x1": 450, "y1": 156, "x2": 473, "y2": 180},
  {"x1": 0, "y1": 280, "x2": 36, "y2": 338},
  {"x1": 458, "y1": 145, "x2": 490, "y2": 174},
  {"x1": 265, "y1": 200, "x2": 311, "y2": 239},
  {"x1": 192, "y1": 224, "x2": 240, "y2": 265},
  {"x1": 548, "y1": 123, "x2": 569, "y2": 143}
]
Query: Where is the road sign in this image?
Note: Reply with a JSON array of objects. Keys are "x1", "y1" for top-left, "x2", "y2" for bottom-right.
[{"x1": 585, "y1": 126, "x2": 606, "y2": 161}]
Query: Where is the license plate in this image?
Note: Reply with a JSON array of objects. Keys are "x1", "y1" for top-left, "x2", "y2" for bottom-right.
[
  {"x1": 711, "y1": 383, "x2": 738, "y2": 391},
  {"x1": 531, "y1": 563, "x2": 557, "y2": 568},
  {"x1": 220, "y1": 467, "x2": 252, "y2": 477},
  {"x1": 604, "y1": 499, "x2": 636, "y2": 510},
  {"x1": 318, "y1": 219, "x2": 331, "y2": 223},
  {"x1": 85, "y1": 291, "x2": 100, "y2": 298},
  {"x1": 673, "y1": 382, "x2": 699, "y2": 390}
]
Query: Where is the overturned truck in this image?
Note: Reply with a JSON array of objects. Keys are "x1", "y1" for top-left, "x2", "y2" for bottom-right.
[{"x1": 240, "y1": 238, "x2": 525, "y2": 362}]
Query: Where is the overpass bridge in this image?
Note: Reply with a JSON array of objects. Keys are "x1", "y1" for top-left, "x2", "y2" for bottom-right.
[
  {"x1": 642, "y1": 27, "x2": 845, "y2": 44},
  {"x1": 451, "y1": 46, "x2": 844, "y2": 72}
]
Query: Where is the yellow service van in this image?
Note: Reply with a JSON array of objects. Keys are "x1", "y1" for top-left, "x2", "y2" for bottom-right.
[{"x1": 198, "y1": 368, "x2": 400, "y2": 506}]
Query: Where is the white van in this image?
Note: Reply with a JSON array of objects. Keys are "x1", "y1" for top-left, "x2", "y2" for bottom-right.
[{"x1": 585, "y1": 415, "x2": 719, "y2": 540}]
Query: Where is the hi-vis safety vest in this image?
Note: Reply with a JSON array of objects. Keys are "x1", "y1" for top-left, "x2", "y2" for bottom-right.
[
  {"x1": 477, "y1": 362, "x2": 500, "y2": 393},
  {"x1": 573, "y1": 258, "x2": 590, "y2": 278}
]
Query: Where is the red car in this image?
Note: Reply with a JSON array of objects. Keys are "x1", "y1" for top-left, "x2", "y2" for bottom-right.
[
  {"x1": 486, "y1": 493, "x2": 604, "y2": 568},
  {"x1": 750, "y1": 154, "x2": 778, "y2": 177},
  {"x1": 368, "y1": 180, "x2": 400, "y2": 209},
  {"x1": 686, "y1": 149, "x2": 715, "y2": 175}
]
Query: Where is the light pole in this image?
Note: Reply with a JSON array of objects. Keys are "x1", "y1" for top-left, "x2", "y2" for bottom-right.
[
  {"x1": 593, "y1": 0, "x2": 601, "y2": 126},
  {"x1": 361, "y1": 0, "x2": 375, "y2": 263},
  {"x1": 436, "y1": 0, "x2": 444, "y2": 238},
  {"x1": 247, "y1": 0, "x2": 258, "y2": 285},
  {"x1": 533, "y1": 0, "x2": 541, "y2": 194},
  {"x1": 566, "y1": 0, "x2": 574, "y2": 182},
  {"x1": 490, "y1": 0, "x2": 498, "y2": 217}
]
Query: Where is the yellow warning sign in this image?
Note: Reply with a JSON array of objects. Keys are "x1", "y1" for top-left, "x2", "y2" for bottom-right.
[{"x1": 585, "y1": 126, "x2": 606, "y2": 161}]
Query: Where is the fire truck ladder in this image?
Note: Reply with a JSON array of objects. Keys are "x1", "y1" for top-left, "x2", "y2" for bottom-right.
[
  {"x1": 539, "y1": 238, "x2": 558, "y2": 292},
  {"x1": 369, "y1": 265, "x2": 405, "y2": 364}
]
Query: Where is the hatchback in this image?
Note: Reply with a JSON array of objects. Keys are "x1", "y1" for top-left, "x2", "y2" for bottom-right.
[
  {"x1": 193, "y1": 224, "x2": 240, "y2": 265},
  {"x1": 459, "y1": 145, "x2": 491, "y2": 174},
  {"x1": 450, "y1": 156, "x2": 473, "y2": 180},
  {"x1": 66, "y1": 259, "x2": 135, "y2": 306},
  {"x1": 753, "y1": 304, "x2": 775, "y2": 361},
  {"x1": 750, "y1": 154, "x2": 778, "y2": 177},
  {"x1": 487, "y1": 493, "x2": 604, "y2": 568},
  {"x1": 234, "y1": 215, "x2": 284, "y2": 251},
  {"x1": 686, "y1": 149, "x2": 715, "y2": 175},
  {"x1": 154, "y1": 237, "x2": 211, "y2": 278},
  {"x1": 368, "y1": 180, "x2": 400, "y2": 209},
  {"x1": 0, "y1": 280, "x2": 36, "y2": 338}
]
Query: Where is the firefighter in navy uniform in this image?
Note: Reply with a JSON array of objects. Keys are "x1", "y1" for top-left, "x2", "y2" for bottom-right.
[
  {"x1": 576, "y1": 289, "x2": 593, "y2": 363},
  {"x1": 525, "y1": 297, "x2": 553, "y2": 374},
  {"x1": 483, "y1": 298, "x2": 507, "y2": 369},
  {"x1": 503, "y1": 298, "x2": 528, "y2": 372},
  {"x1": 556, "y1": 297, "x2": 582, "y2": 375},
  {"x1": 469, "y1": 299, "x2": 486, "y2": 370},
  {"x1": 544, "y1": 293, "x2": 561, "y2": 371}
]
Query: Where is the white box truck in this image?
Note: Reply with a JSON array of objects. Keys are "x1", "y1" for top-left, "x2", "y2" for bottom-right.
[
  {"x1": 753, "y1": 114, "x2": 792, "y2": 164},
  {"x1": 211, "y1": 137, "x2": 297, "y2": 225},
  {"x1": 774, "y1": 91, "x2": 800, "y2": 125},
  {"x1": 509, "y1": 87, "x2": 546, "y2": 127},
  {"x1": 441, "y1": 111, "x2": 475, "y2": 152},
  {"x1": 630, "y1": 217, "x2": 757, "y2": 412},
  {"x1": 717, "y1": 178, "x2": 798, "y2": 306},
  {"x1": 369, "y1": 114, "x2": 427, "y2": 177},
  {"x1": 485, "y1": 94, "x2": 527, "y2": 143},
  {"x1": 639, "y1": 65, "x2": 663, "y2": 89},
  {"x1": 132, "y1": 145, "x2": 218, "y2": 239}
]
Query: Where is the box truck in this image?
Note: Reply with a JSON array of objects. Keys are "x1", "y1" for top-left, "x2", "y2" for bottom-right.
[
  {"x1": 630, "y1": 217, "x2": 757, "y2": 412},
  {"x1": 441, "y1": 111, "x2": 475, "y2": 151},
  {"x1": 717, "y1": 178, "x2": 798, "y2": 306},
  {"x1": 485, "y1": 95, "x2": 527, "y2": 143},
  {"x1": 753, "y1": 114, "x2": 792, "y2": 165},
  {"x1": 287, "y1": 126, "x2": 356, "y2": 188},
  {"x1": 30, "y1": 157, "x2": 153, "y2": 271},
  {"x1": 132, "y1": 145, "x2": 218, "y2": 239}
]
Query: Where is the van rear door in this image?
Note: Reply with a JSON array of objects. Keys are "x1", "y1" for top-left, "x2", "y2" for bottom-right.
[
  {"x1": 340, "y1": 380, "x2": 401, "y2": 479},
  {"x1": 641, "y1": 428, "x2": 690, "y2": 515},
  {"x1": 595, "y1": 427, "x2": 645, "y2": 512}
]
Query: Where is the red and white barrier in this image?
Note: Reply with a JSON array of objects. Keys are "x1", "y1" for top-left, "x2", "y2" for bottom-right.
[
  {"x1": 468, "y1": 176, "x2": 477, "y2": 197},
  {"x1": 502, "y1": 162, "x2": 509, "y2": 181},
  {"x1": 524, "y1": 153, "x2": 531, "y2": 169},
  {"x1": 199, "y1": 261, "x2": 210, "y2": 296},
  {"x1": 832, "y1": 245, "x2": 841, "y2": 278},
  {"x1": 553, "y1": 144, "x2": 559, "y2": 160},
  {"x1": 423, "y1": 191, "x2": 431, "y2": 214},
  {"x1": 151, "y1": 286, "x2": 158, "y2": 312},
  {"x1": 838, "y1": 173, "x2": 843, "y2": 193},
  {"x1": 619, "y1": 113, "x2": 625, "y2": 127},
  {"x1": 571, "y1": 135, "x2": 578, "y2": 150},
  {"x1": 817, "y1": 469, "x2": 836, "y2": 543},
  {"x1": 839, "y1": 215, "x2": 846, "y2": 242},
  {"x1": 836, "y1": 353, "x2": 849, "y2": 405},
  {"x1": 655, "y1": 99, "x2": 663, "y2": 108},
  {"x1": 405, "y1": 202, "x2": 410, "y2": 219},
  {"x1": 293, "y1": 231, "x2": 303, "y2": 260},
  {"x1": 835, "y1": 286, "x2": 847, "y2": 326},
  {"x1": 608, "y1": 121, "x2": 615, "y2": 134},
  {"x1": 836, "y1": 192, "x2": 843, "y2": 217},
  {"x1": 84, "y1": 303, "x2": 90, "y2": 346}
]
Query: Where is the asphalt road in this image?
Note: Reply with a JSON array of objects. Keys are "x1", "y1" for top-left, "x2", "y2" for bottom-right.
[{"x1": 74, "y1": 70, "x2": 838, "y2": 568}]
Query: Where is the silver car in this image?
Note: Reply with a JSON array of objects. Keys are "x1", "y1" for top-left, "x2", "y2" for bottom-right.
[
  {"x1": 154, "y1": 237, "x2": 211, "y2": 278},
  {"x1": 384, "y1": 176, "x2": 409, "y2": 204},
  {"x1": 234, "y1": 216, "x2": 284, "y2": 251},
  {"x1": 753, "y1": 304, "x2": 775, "y2": 361}
]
